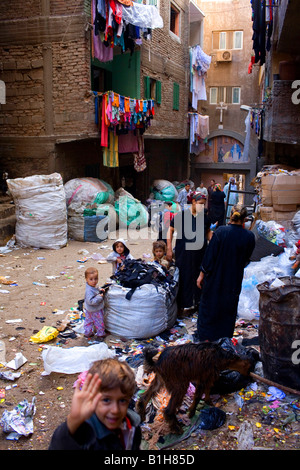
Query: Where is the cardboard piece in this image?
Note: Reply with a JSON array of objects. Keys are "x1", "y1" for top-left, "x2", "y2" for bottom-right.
[{"x1": 260, "y1": 173, "x2": 300, "y2": 208}]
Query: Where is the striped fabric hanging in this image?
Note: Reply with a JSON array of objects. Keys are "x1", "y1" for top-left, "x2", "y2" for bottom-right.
[{"x1": 103, "y1": 130, "x2": 119, "y2": 167}]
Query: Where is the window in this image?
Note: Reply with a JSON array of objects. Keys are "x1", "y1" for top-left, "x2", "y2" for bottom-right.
[
  {"x1": 219, "y1": 32, "x2": 226, "y2": 50},
  {"x1": 146, "y1": 0, "x2": 159, "y2": 7},
  {"x1": 173, "y1": 82, "x2": 179, "y2": 110},
  {"x1": 232, "y1": 87, "x2": 241, "y2": 104},
  {"x1": 212, "y1": 31, "x2": 243, "y2": 50},
  {"x1": 170, "y1": 3, "x2": 180, "y2": 37},
  {"x1": 209, "y1": 86, "x2": 241, "y2": 105},
  {"x1": 233, "y1": 31, "x2": 243, "y2": 49},
  {"x1": 144, "y1": 76, "x2": 161, "y2": 104},
  {"x1": 210, "y1": 87, "x2": 218, "y2": 105}
]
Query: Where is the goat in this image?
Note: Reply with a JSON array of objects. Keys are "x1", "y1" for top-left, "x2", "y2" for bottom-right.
[{"x1": 136, "y1": 341, "x2": 251, "y2": 434}]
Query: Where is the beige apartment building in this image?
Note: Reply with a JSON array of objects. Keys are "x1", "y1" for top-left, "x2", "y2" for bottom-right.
[{"x1": 190, "y1": 0, "x2": 260, "y2": 197}]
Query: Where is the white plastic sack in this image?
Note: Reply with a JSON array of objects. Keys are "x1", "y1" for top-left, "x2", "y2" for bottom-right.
[
  {"x1": 41, "y1": 343, "x2": 115, "y2": 375},
  {"x1": 104, "y1": 275, "x2": 178, "y2": 339},
  {"x1": 237, "y1": 249, "x2": 293, "y2": 320},
  {"x1": 7, "y1": 173, "x2": 67, "y2": 250},
  {"x1": 122, "y1": 3, "x2": 163, "y2": 29}
]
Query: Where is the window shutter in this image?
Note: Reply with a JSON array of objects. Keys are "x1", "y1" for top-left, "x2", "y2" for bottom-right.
[
  {"x1": 144, "y1": 76, "x2": 151, "y2": 100},
  {"x1": 156, "y1": 80, "x2": 161, "y2": 104},
  {"x1": 173, "y1": 82, "x2": 179, "y2": 110}
]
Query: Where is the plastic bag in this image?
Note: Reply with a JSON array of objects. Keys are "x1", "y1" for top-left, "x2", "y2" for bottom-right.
[
  {"x1": 212, "y1": 338, "x2": 259, "y2": 394},
  {"x1": 0, "y1": 398, "x2": 36, "y2": 440},
  {"x1": 65, "y1": 178, "x2": 115, "y2": 241},
  {"x1": 197, "y1": 407, "x2": 226, "y2": 430},
  {"x1": 121, "y1": 2, "x2": 163, "y2": 29},
  {"x1": 29, "y1": 326, "x2": 59, "y2": 343},
  {"x1": 238, "y1": 250, "x2": 293, "y2": 320},
  {"x1": 114, "y1": 191, "x2": 148, "y2": 228},
  {"x1": 41, "y1": 343, "x2": 115, "y2": 375},
  {"x1": 236, "y1": 421, "x2": 254, "y2": 450},
  {"x1": 150, "y1": 179, "x2": 178, "y2": 202}
]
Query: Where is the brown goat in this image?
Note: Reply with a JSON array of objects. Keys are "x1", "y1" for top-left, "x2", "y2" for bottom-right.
[{"x1": 136, "y1": 341, "x2": 251, "y2": 434}]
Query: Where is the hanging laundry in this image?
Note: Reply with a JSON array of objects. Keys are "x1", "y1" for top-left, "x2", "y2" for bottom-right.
[
  {"x1": 103, "y1": 130, "x2": 119, "y2": 167},
  {"x1": 92, "y1": 0, "x2": 113, "y2": 62},
  {"x1": 250, "y1": 0, "x2": 266, "y2": 65},
  {"x1": 190, "y1": 45, "x2": 211, "y2": 110},
  {"x1": 118, "y1": 130, "x2": 139, "y2": 154},
  {"x1": 133, "y1": 131, "x2": 146, "y2": 172},
  {"x1": 188, "y1": 112, "x2": 209, "y2": 155},
  {"x1": 197, "y1": 114, "x2": 209, "y2": 140},
  {"x1": 121, "y1": 2, "x2": 163, "y2": 29}
]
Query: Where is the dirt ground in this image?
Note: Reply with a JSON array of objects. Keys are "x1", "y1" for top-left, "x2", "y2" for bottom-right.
[{"x1": 0, "y1": 233, "x2": 299, "y2": 452}]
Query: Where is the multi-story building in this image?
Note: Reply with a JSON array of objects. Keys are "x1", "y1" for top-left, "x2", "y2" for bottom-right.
[
  {"x1": 253, "y1": 0, "x2": 300, "y2": 168},
  {"x1": 189, "y1": 0, "x2": 260, "y2": 197},
  {"x1": 0, "y1": 0, "x2": 195, "y2": 202}
]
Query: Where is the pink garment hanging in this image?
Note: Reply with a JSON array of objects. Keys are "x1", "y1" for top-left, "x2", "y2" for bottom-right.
[
  {"x1": 118, "y1": 131, "x2": 139, "y2": 154},
  {"x1": 101, "y1": 96, "x2": 108, "y2": 147}
]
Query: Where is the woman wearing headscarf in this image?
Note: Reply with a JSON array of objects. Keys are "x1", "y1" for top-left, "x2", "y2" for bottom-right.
[
  {"x1": 208, "y1": 183, "x2": 226, "y2": 227},
  {"x1": 166, "y1": 192, "x2": 211, "y2": 315},
  {"x1": 195, "y1": 205, "x2": 255, "y2": 342}
]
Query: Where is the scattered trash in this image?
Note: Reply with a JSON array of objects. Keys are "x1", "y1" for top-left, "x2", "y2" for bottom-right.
[
  {"x1": 6, "y1": 352, "x2": 27, "y2": 370},
  {"x1": 0, "y1": 340, "x2": 6, "y2": 364},
  {"x1": 236, "y1": 420, "x2": 254, "y2": 450},
  {"x1": 197, "y1": 407, "x2": 226, "y2": 430},
  {"x1": 41, "y1": 342, "x2": 115, "y2": 375},
  {"x1": 0, "y1": 398, "x2": 36, "y2": 440},
  {"x1": 0, "y1": 276, "x2": 17, "y2": 285},
  {"x1": 0, "y1": 371, "x2": 21, "y2": 381},
  {"x1": 29, "y1": 326, "x2": 59, "y2": 343}
]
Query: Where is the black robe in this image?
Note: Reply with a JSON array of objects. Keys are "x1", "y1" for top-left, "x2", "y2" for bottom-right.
[
  {"x1": 209, "y1": 190, "x2": 226, "y2": 227},
  {"x1": 171, "y1": 208, "x2": 210, "y2": 309},
  {"x1": 197, "y1": 224, "x2": 255, "y2": 341}
]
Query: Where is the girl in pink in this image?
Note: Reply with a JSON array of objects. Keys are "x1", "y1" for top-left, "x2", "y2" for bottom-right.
[{"x1": 84, "y1": 267, "x2": 106, "y2": 340}]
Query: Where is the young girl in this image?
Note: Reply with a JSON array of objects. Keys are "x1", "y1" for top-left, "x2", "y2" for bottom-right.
[
  {"x1": 106, "y1": 238, "x2": 133, "y2": 273},
  {"x1": 49, "y1": 358, "x2": 141, "y2": 450},
  {"x1": 84, "y1": 267, "x2": 106, "y2": 340}
]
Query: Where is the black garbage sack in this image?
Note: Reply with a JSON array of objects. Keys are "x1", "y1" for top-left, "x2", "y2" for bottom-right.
[
  {"x1": 211, "y1": 337, "x2": 260, "y2": 394},
  {"x1": 196, "y1": 407, "x2": 226, "y2": 430}
]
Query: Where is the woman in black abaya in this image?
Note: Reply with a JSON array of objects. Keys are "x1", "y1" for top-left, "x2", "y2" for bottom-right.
[{"x1": 196, "y1": 205, "x2": 255, "y2": 342}]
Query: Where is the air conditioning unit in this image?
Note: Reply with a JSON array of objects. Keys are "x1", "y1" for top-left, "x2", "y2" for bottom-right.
[{"x1": 216, "y1": 50, "x2": 232, "y2": 62}]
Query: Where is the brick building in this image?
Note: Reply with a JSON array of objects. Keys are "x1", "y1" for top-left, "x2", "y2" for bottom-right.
[
  {"x1": 252, "y1": 0, "x2": 300, "y2": 169},
  {"x1": 0, "y1": 0, "x2": 194, "y2": 202}
]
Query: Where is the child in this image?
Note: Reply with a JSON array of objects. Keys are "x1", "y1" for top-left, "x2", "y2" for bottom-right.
[
  {"x1": 48, "y1": 358, "x2": 141, "y2": 450},
  {"x1": 152, "y1": 240, "x2": 170, "y2": 269},
  {"x1": 84, "y1": 267, "x2": 106, "y2": 340},
  {"x1": 106, "y1": 238, "x2": 133, "y2": 273},
  {"x1": 157, "y1": 201, "x2": 175, "y2": 244}
]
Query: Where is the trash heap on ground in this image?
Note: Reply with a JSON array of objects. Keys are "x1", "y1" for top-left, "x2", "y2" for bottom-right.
[{"x1": 1, "y1": 170, "x2": 300, "y2": 449}]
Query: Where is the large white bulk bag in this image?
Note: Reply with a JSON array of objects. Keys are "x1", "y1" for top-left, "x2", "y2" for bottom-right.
[
  {"x1": 104, "y1": 270, "x2": 179, "y2": 339},
  {"x1": 7, "y1": 173, "x2": 67, "y2": 249},
  {"x1": 64, "y1": 177, "x2": 115, "y2": 241}
]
